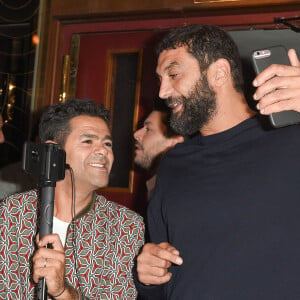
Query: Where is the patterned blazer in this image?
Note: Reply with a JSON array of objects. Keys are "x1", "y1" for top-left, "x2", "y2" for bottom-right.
[{"x1": 0, "y1": 190, "x2": 144, "y2": 299}]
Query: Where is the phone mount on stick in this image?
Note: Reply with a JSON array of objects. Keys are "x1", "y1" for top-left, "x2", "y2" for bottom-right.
[{"x1": 22, "y1": 142, "x2": 66, "y2": 300}]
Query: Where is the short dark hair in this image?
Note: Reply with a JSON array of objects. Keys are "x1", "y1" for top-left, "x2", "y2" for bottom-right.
[
  {"x1": 156, "y1": 24, "x2": 244, "y2": 92},
  {"x1": 39, "y1": 98, "x2": 110, "y2": 146},
  {"x1": 153, "y1": 98, "x2": 181, "y2": 138}
]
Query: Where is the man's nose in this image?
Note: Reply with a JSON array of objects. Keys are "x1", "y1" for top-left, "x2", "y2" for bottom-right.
[
  {"x1": 134, "y1": 127, "x2": 144, "y2": 141},
  {"x1": 159, "y1": 78, "x2": 172, "y2": 99},
  {"x1": 95, "y1": 145, "x2": 108, "y2": 157}
]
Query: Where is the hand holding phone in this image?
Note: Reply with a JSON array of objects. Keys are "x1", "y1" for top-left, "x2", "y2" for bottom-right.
[{"x1": 252, "y1": 45, "x2": 300, "y2": 128}]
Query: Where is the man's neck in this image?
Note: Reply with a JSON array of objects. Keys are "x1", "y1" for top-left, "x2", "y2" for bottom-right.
[
  {"x1": 200, "y1": 92, "x2": 256, "y2": 136},
  {"x1": 53, "y1": 180, "x2": 94, "y2": 222}
]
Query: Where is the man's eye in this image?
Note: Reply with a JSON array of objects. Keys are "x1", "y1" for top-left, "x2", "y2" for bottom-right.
[
  {"x1": 104, "y1": 141, "x2": 113, "y2": 148},
  {"x1": 170, "y1": 73, "x2": 178, "y2": 79},
  {"x1": 83, "y1": 139, "x2": 92, "y2": 144}
]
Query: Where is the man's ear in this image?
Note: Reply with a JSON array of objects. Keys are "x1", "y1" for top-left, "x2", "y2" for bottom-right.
[
  {"x1": 208, "y1": 58, "x2": 231, "y2": 87},
  {"x1": 45, "y1": 140, "x2": 57, "y2": 144}
]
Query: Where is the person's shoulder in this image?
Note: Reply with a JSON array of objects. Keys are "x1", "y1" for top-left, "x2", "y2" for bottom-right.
[
  {"x1": 159, "y1": 135, "x2": 199, "y2": 169},
  {"x1": 161, "y1": 136, "x2": 194, "y2": 162},
  {"x1": 0, "y1": 189, "x2": 39, "y2": 219},
  {"x1": 1, "y1": 189, "x2": 39, "y2": 204},
  {"x1": 267, "y1": 123, "x2": 300, "y2": 140},
  {"x1": 94, "y1": 194, "x2": 144, "y2": 224},
  {"x1": 278, "y1": 123, "x2": 300, "y2": 133}
]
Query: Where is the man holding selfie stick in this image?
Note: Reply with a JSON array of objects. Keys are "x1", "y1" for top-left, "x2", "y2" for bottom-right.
[
  {"x1": 135, "y1": 24, "x2": 300, "y2": 299},
  {"x1": 0, "y1": 98, "x2": 144, "y2": 299}
]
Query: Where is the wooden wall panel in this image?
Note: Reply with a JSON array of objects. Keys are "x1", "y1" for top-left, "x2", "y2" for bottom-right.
[
  {"x1": 32, "y1": 0, "x2": 300, "y2": 212},
  {"x1": 51, "y1": 0, "x2": 300, "y2": 18},
  {"x1": 35, "y1": 0, "x2": 300, "y2": 110}
]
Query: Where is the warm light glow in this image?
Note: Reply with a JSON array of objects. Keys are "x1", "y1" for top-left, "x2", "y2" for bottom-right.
[
  {"x1": 59, "y1": 92, "x2": 67, "y2": 102},
  {"x1": 32, "y1": 34, "x2": 39, "y2": 45},
  {"x1": 8, "y1": 84, "x2": 15, "y2": 91}
]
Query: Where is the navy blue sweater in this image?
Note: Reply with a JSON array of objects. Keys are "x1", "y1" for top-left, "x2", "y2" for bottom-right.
[{"x1": 136, "y1": 116, "x2": 300, "y2": 299}]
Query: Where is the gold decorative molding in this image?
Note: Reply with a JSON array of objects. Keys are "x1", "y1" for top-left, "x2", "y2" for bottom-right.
[
  {"x1": 69, "y1": 34, "x2": 80, "y2": 98},
  {"x1": 194, "y1": 0, "x2": 240, "y2": 2},
  {"x1": 193, "y1": 0, "x2": 298, "y2": 4},
  {"x1": 59, "y1": 55, "x2": 70, "y2": 102}
]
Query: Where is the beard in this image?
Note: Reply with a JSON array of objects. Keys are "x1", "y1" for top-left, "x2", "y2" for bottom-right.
[
  {"x1": 134, "y1": 141, "x2": 152, "y2": 170},
  {"x1": 167, "y1": 76, "x2": 217, "y2": 136},
  {"x1": 134, "y1": 153, "x2": 152, "y2": 170}
]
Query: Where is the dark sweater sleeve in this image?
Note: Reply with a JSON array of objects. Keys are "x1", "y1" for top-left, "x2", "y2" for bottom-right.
[
  {"x1": 147, "y1": 170, "x2": 169, "y2": 243},
  {"x1": 134, "y1": 175, "x2": 168, "y2": 299}
]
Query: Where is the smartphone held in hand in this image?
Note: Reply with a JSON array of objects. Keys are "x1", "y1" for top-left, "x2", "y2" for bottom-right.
[{"x1": 252, "y1": 45, "x2": 300, "y2": 128}]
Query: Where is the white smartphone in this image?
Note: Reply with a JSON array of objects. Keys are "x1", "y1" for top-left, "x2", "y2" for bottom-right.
[{"x1": 252, "y1": 45, "x2": 300, "y2": 128}]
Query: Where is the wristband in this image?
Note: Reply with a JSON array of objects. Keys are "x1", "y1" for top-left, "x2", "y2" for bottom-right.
[{"x1": 53, "y1": 285, "x2": 66, "y2": 298}]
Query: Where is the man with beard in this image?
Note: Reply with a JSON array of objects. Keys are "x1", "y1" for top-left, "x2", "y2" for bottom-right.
[
  {"x1": 134, "y1": 100, "x2": 184, "y2": 200},
  {"x1": 135, "y1": 24, "x2": 300, "y2": 299}
]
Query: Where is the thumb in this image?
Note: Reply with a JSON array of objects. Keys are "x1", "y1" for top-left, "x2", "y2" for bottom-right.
[
  {"x1": 288, "y1": 49, "x2": 300, "y2": 67},
  {"x1": 38, "y1": 233, "x2": 64, "y2": 252}
]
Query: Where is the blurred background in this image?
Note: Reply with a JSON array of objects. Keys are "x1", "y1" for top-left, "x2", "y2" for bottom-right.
[
  {"x1": 0, "y1": 0, "x2": 299, "y2": 213},
  {"x1": 0, "y1": 0, "x2": 39, "y2": 166}
]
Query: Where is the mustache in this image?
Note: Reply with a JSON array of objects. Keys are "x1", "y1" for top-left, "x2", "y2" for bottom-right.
[
  {"x1": 166, "y1": 96, "x2": 184, "y2": 108},
  {"x1": 88, "y1": 155, "x2": 109, "y2": 165},
  {"x1": 135, "y1": 140, "x2": 144, "y2": 150}
]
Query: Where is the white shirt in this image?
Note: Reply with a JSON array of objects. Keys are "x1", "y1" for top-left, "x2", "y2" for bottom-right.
[{"x1": 53, "y1": 216, "x2": 70, "y2": 246}]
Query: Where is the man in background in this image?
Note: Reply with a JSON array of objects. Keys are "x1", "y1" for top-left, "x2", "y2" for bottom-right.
[
  {"x1": 0, "y1": 114, "x2": 38, "y2": 199},
  {"x1": 134, "y1": 99, "x2": 184, "y2": 199}
]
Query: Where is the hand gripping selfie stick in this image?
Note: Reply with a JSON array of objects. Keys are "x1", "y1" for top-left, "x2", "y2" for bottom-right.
[{"x1": 22, "y1": 142, "x2": 66, "y2": 300}]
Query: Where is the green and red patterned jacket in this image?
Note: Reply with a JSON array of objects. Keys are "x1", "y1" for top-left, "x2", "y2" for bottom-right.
[{"x1": 0, "y1": 190, "x2": 144, "y2": 299}]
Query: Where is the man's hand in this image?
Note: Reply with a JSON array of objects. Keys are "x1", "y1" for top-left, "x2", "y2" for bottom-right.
[
  {"x1": 253, "y1": 48, "x2": 300, "y2": 115},
  {"x1": 137, "y1": 242, "x2": 183, "y2": 286},
  {"x1": 32, "y1": 234, "x2": 67, "y2": 298}
]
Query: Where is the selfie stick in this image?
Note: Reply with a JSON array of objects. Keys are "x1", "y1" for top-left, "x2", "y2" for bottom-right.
[
  {"x1": 38, "y1": 143, "x2": 66, "y2": 300},
  {"x1": 22, "y1": 142, "x2": 66, "y2": 300},
  {"x1": 36, "y1": 185, "x2": 55, "y2": 300}
]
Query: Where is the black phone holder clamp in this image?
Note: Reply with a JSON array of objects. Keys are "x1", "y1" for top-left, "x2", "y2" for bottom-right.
[{"x1": 22, "y1": 142, "x2": 67, "y2": 300}]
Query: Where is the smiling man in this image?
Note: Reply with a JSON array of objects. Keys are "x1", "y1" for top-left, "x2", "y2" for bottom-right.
[
  {"x1": 0, "y1": 98, "x2": 144, "y2": 299},
  {"x1": 136, "y1": 24, "x2": 300, "y2": 299}
]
